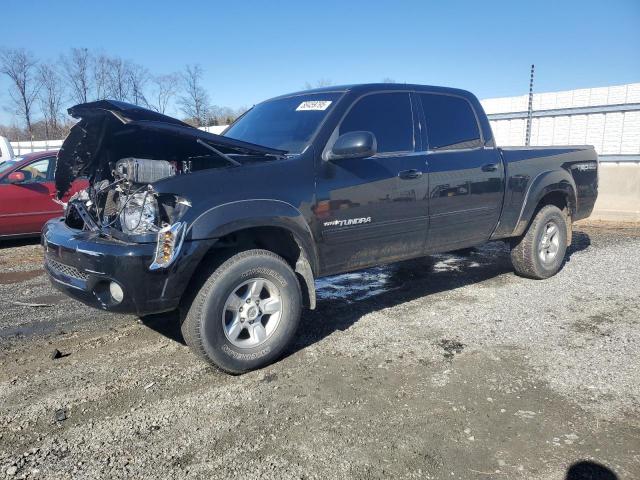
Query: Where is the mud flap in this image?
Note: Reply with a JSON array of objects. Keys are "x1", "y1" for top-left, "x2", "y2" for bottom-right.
[{"x1": 295, "y1": 252, "x2": 316, "y2": 310}]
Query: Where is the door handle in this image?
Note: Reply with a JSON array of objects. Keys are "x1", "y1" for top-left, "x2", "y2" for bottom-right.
[
  {"x1": 398, "y1": 169, "x2": 423, "y2": 179},
  {"x1": 481, "y1": 163, "x2": 498, "y2": 172}
]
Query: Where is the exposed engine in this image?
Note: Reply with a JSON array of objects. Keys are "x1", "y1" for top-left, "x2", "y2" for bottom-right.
[
  {"x1": 65, "y1": 158, "x2": 188, "y2": 237},
  {"x1": 114, "y1": 157, "x2": 176, "y2": 185}
]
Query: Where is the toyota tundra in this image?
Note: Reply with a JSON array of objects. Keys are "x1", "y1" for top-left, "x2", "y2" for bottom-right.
[{"x1": 42, "y1": 84, "x2": 598, "y2": 373}]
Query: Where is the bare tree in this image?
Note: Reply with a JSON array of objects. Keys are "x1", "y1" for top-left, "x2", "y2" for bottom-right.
[
  {"x1": 105, "y1": 56, "x2": 131, "y2": 101},
  {"x1": 178, "y1": 64, "x2": 210, "y2": 127},
  {"x1": 127, "y1": 62, "x2": 149, "y2": 106},
  {"x1": 93, "y1": 53, "x2": 110, "y2": 100},
  {"x1": 0, "y1": 47, "x2": 241, "y2": 140},
  {"x1": 38, "y1": 63, "x2": 66, "y2": 139},
  {"x1": 149, "y1": 73, "x2": 179, "y2": 114},
  {"x1": 0, "y1": 48, "x2": 41, "y2": 135},
  {"x1": 0, "y1": 123, "x2": 28, "y2": 142},
  {"x1": 382, "y1": 77, "x2": 396, "y2": 83},
  {"x1": 209, "y1": 105, "x2": 245, "y2": 126},
  {"x1": 61, "y1": 48, "x2": 91, "y2": 104}
]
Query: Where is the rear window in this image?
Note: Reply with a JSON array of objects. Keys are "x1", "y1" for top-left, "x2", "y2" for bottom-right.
[
  {"x1": 419, "y1": 94, "x2": 482, "y2": 150},
  {"x1": 339, "y1": 92, "x2": 414, "y2": 153}
]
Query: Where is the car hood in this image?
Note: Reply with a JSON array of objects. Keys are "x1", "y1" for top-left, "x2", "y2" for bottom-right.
[{"x1": 55, "y1": 100, "x2": 286, "y2": 198}]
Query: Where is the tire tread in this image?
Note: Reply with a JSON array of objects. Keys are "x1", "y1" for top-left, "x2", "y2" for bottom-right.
[
  {"x1": 510, "y1": 205, "x2": 567, "y2": 280},
  {"x1": 181, "y1": 249, "x2": 299, "y2": 374}
]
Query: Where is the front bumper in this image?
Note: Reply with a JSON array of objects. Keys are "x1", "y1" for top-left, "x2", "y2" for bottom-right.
[{"x1": 42, "y1": 218, "x2": 211, "y2": 316}]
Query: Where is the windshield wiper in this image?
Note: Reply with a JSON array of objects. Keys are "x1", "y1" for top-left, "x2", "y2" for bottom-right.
[{"x1": 196, "y1": 139, "x2": 241, "y2": 167}]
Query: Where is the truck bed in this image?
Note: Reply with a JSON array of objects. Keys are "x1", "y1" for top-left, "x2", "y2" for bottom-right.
[{"x1": 491, "y1": 145, "x2": 598, "y2": 239}]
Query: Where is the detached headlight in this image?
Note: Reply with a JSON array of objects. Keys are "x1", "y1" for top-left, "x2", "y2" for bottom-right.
[
  {"x1": 150, "y1": 222, "x2": 186, "y2": 270},
  {"x1": 119, "y1": 192, "x2": 159, "y2": 235},
  {"x1": 148, "y1": 194, "x2": 190, "y2": 270}
]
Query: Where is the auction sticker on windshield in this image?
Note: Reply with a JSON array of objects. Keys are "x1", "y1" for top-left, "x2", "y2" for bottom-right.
[{"x1": 296, "y1": 100, "x2": 332, "y2": 111}]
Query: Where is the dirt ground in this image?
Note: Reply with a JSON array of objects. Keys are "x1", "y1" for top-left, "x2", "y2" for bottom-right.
[{"x1": 1, "y1": 224, "x2": 639, "y2": 479}]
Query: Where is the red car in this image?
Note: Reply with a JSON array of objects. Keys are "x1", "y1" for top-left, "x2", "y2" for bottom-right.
[{"x1": 0, "y1": 151, "x2": 88, "y2": 238}]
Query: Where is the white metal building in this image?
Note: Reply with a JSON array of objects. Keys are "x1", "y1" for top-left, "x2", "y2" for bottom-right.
[
  {"x1": 481, "y1": 83, "x2": 640, "y2": 221},
  {"x1": 481, "y1": 83, "x2": 640, "y2": 162}
]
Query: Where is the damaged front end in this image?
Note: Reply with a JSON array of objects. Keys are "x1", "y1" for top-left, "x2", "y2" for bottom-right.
[
  {"x1": 64, "y1": 169, "x2": 191, "y2": 270},
  {"x1": 56, "y1": 100, "x2": 284, "y2": 270},
  {"x1": 64, "y1": 152, "x2": 194, "y2": 266}
]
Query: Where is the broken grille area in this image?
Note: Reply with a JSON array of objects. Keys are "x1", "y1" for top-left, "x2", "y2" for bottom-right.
[{"x1": 46, "y1": 257, "x2": 89, "y2": 281}]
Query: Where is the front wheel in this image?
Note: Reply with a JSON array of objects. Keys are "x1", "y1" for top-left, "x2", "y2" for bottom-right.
[
  {"x1": 510, "y1": 205, "x2": 568, "y2": 279},
  {"x1": 181, "y1": 249, "x2": 302, "y2": 373}
]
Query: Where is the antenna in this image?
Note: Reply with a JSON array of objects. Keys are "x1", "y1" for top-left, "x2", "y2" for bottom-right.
[{"x1": 525, "y1": 64, "x2": 535, "y2": 146}]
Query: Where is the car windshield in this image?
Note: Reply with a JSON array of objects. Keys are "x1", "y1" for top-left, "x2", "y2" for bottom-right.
[{"x1": 224, "y1": 92, "x2": 342, "y2": 154}]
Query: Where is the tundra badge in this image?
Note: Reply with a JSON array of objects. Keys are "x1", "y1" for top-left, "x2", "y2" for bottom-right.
[{"x1": 323, "y1": 217, "x2": 372, "y2": 227}]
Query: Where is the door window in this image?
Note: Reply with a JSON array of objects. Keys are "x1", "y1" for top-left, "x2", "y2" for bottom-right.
[
  {"x1": 339, "y1": 92, "x2": 414, "y2": 153},
  {"x1": 419, "y1": 94, "x2": 482, "y2": 150},
  {"x1": 18, "y1": 158, "x2": 51, "y2": 183}
]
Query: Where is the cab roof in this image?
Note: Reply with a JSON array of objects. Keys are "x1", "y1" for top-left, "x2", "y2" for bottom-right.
[
  {"x1": 269, "y1": 83, "x2": 479, "y2": 102},
  {"x1": 266, "y1": 83, "x2": 494, "y2": 147}
]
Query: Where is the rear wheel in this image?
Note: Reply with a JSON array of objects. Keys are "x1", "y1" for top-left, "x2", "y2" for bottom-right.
[
  {"x1": 181, "y1": 249, "x2": 302, "y2": 373},
  {"x1": 510, "y1": 205, "x2": 568, "y2": 279}
]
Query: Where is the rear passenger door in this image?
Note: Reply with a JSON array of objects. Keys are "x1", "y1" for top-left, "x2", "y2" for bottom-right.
[
  {"x1": 418, "y1": 93, "x2": 504, "y2": 251},
  {"x1": 315, "y1": 92, "x2": 429, "y2": 273}
]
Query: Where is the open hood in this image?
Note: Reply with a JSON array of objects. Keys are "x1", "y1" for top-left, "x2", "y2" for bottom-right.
[{"x1": 55, "y1": 100, "x2": 286, "y2": 198}]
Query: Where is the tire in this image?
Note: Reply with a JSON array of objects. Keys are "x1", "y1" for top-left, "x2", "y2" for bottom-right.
[
  {"x1": 181, "y1": 249, "x2": 302, "y2": 374},
  {"x1": 510, "y1": 205, "x2": 568, "y2": 280}
]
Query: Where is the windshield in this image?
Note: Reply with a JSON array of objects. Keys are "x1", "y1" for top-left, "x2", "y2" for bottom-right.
[{"x1": 224, "y1": 92, "x2": 342, "y2": 154}]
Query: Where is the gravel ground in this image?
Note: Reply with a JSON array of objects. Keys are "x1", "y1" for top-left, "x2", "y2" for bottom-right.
[{"x1": 0, "y1": 224, "x2": 639, "y2": 479}]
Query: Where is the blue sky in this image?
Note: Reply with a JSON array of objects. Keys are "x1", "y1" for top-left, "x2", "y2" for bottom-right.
[{"x1": 1, "y1": 0, "x2": 639, "y2": 123}]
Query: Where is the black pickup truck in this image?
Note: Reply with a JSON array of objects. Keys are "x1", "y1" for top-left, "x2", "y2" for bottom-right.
[{"x1": 42, "y1": 84, "x2": 598, "y2": 373}]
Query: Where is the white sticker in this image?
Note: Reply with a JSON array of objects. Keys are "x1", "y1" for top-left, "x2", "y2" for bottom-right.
[{"x1": 296, "y1": 100, "x2": 332, "y2": 111}]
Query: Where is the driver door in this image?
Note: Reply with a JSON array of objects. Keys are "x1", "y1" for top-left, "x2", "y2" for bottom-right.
[
  {"x1": 0, "y1": 156, "x2": 59, "y2": 236},
  {"x1": 315, "y1": 92, "x2": 429, "y2": 274}
]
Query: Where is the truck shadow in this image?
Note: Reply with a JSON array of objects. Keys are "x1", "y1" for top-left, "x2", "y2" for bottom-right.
[
  {"x1": 140, "y1": 310, "x2": 185, "y2": 345},
  {"x1": 565, "y1": 229, "x2": 592, "y2": 262},
  {"x1": 141, "y1": 232, "x2": 590, "y2": 352},
  {"x1": 288, "y1": 232, "x2": 591, "y2": 356},
  {"x1": 0, "y1": 236, "x2": 40, "y2": 249}
]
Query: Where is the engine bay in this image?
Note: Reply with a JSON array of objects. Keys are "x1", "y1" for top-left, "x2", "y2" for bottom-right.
[{"x1": 65, "y1": 157, "x2": 190, "y2": 237}]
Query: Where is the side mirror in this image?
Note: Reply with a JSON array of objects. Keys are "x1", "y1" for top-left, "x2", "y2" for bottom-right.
[
  {"x1": 328, "y1": 131, "x2": 377, "y2": 161},
  {"x1": 7, "y1": 171, "x2": 25, "y2": 184}
]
